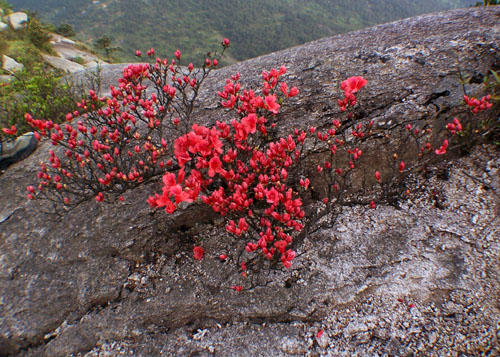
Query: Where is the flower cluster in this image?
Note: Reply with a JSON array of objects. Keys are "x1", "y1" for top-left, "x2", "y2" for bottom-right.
[
  {"x1": 25, "y1": 41, "x2": 228, "y2": 208},
  {"x1": 149, "y1": 66, "x2": 304, "y2": 271},
  {"x1": 464, "y1": 94, "x2": 493, "y2": 114}
]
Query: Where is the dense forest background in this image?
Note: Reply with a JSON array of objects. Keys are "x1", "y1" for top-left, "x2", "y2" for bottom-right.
[{"x1": 8, "y1": 0, "x2": 475, "y2": 65}]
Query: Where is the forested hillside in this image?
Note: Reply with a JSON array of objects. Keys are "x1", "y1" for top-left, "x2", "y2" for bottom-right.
[{"x1": 8, "y1": 0, "x2": 475, "y2": 64}]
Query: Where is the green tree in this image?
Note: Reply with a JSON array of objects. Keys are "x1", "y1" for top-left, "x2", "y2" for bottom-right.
[
  {"x1": 94, "y1": 35, "x2": 117, "y2": 61},
  {"x1": 27, "y1": 18, "x2": 52, "y2": 51},
  {"x1": 55, "y1": 23, "x2": 75, "y2": 37}
]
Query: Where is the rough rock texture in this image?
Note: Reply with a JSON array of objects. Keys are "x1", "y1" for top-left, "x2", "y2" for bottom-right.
[
  {"x1": 2, "y1": 55, "x2": 23, "y2": 73},
  {"x1": 0, "y1": 7, "x2": 499, "y2": 356},
  {"x1": 48, "y1": 34, "x2": 107, "y2": 72},
  {"x1": 42, "y1": 54, "x2": 87, "y2": 73}
]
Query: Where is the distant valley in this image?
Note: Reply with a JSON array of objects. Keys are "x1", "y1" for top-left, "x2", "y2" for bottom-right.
[{"x1": 9, "y1": 0, "x2": 475, "y2": 65}]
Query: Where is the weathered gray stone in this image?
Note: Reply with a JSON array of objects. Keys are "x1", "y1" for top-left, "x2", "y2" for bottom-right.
[
  {"x1": 42, "y1": 54, "x2": 86, "y2": 73},
  {"x1": 6, "y1": 12, "x2": 28, "y2": 30},
  {"x1": 2, "y1": 55, "x2": 23, "y2": 73},
  {"x1": 49, "y1": 34, "x2": 107, "y2": 69},
  {"x1": 0, "y1": 21, "x2": 7, "y2": 32},
  {"x1": 0, "y1": 7, "x2": 499, "y2": 356}
]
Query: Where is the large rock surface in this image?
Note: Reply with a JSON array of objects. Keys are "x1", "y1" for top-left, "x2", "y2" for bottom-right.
[
  {"x1": 1, "y1": 7, "x2": 499, "y2": 356},
  {"x1": 42, "y1": 54, "x2": 87, "y2": 73},
  {"x1": 2, "y1": 55, "x2": 23, "y2": 73}
]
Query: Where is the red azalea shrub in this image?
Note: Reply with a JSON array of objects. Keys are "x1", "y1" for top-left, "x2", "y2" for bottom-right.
[{"x1": 16, "y1": 40, "x2": 496, "y2": 288}]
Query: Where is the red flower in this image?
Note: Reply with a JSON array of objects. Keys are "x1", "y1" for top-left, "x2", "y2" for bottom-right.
[
  {"x1": 375, "y1": 171, "x2": 381, "y2": 182},
  {"x1": 241, "y1": 114, "x2": 257, "y2": 134},
  {"x1": 265, "y1": 95, "x2": 280, "y2": 114},
  {"x1": 208, "y1": 156, "x2": 222, "y2": 177},
  {"x1": 341, "y1": 76, "x2": 368, "y2": 94},
  {"x1": 266, "y1": 187, "x2": 280, "y2": 205},
  {"x1": 280, "y1": 82, "x2": 288, "y2": 95},
  {"x1": 399, "y1": 161, "x2": 405, "y2": 172},
  {"x1": 2, "y1": 125, "x2": 17, "y2": 135},
  {"x1": 193, "y1": 246, "x2": 204, "y2": 261},
  {"x1": 231, "y1": 285, "x2": 243, "y2": 292},
  {"x1": 435, "y1": 139, "x2": 448, "y2": 155},
  {"x1": 288, "y1": 87, "x2": 299, "y2": 97}
]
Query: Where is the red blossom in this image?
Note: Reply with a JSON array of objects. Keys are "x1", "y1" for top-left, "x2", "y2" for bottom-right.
[
  {"x1": 193, "y1": 246, "x2": 204, "y2": 261},
  {"x1": 2, "y1": 125, "x2": 17, "y2": 135},
  {"x1": 265, "y1": 95, "x2": 280, "y2": 114},
  {"x1": 241, "y1": 114, "x2": 257, "y2": 134},
  {"x1": 208, "y1": 156, "x2": 222, "y2": 177},
  {"x1": 266, "y1": 187, "x2": 280, "y2": 205},
  {"x1": 435, "y1": 139, "x2": 449, "y2": 155},
  {"x1": 341, "y1": 76, "x2": 368, "y2": 94}
]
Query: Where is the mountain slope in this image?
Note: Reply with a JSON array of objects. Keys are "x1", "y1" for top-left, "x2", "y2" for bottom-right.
[{"x1": 9, "y1": 0, "x2": 475, "y2": 64}]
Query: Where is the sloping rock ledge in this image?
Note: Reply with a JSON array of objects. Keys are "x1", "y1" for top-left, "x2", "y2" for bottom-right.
[{"x1": 0, "y1": 6, "x2": 499, "y2": 356}]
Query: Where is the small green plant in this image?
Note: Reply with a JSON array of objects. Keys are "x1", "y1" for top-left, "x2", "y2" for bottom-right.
[
  {"x1": 0, "y1": 0, "x2": 13, "y2": 13},
  {"x1": 72, "y1": 56, "x2": 85, "y2": 65},
  {"x1": 55, "y1": 23, "x2": 76, "y2": 37},
  {"x1": 0, "y1": 33, "x2": 8, "y2": 56},
  {"x1": 27, "y1": 18, "x2": 52, "y2": 52},
  {"x1": 0, "y1": 64, "x2": 84, "y2": 137}
]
